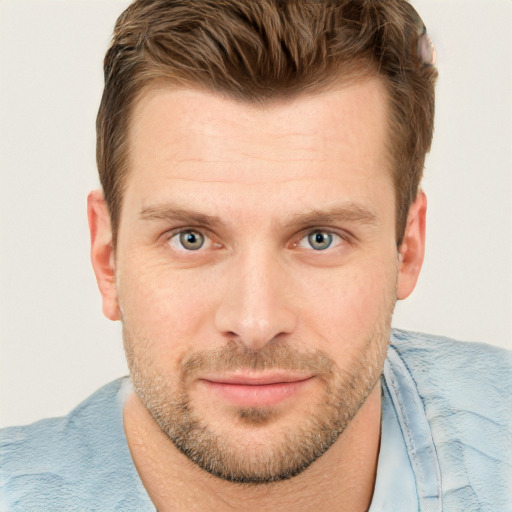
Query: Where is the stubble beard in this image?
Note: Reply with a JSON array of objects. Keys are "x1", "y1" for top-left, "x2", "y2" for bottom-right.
[{"x1": 122, "y1": 309, "x2": 392, "y2": 485}]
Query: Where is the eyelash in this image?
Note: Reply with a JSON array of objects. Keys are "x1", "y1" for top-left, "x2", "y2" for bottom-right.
[
  {"x1": 164, "y1": 227, "x2": 349, "y2": 253},
  {"x1": 166, "y1": 229, "x2": 215, "y2": 252},
  {"x1": 294, "y1": 230, "x2": 345, "y2": 251}
]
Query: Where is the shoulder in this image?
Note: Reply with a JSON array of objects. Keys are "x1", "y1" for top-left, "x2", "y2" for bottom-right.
[
  {"x1": 391, "y1": 328, "x2": 512, "y2": 370},
  {"x1": 391, "y1": 326, "x2": 512, "y2": 355},
  {"x1": 390, "y1": 329, "x2": 512, "y2": 432},
  {"x1": 0, "y1": 378, "x2": 151, "y2": 511},
  {"x1": 390, "y1": 329, "x2": 512, "y2": 410},
  {"x1": 389, "y1": 329, "x2": 512, "y2": 510},
  {"x1": 0, "y1": 378, "x2": 126, "y2": 466}
]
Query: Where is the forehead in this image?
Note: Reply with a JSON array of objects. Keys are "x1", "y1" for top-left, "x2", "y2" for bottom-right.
[
  {"x1": 128, "y1": 78, "x2": 390, "y2": 179},
  {"x1": 122, "y1": 79, "x2": 393, "y2": 224}
]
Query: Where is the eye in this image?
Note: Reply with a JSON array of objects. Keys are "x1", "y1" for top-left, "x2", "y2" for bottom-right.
[
  {"x1": 308, "y1": 231, "x2": 333, "y2": 250},
  {"x1": 297, "y1": 230, "x2": 342, "y2": 251},
  {"x1": 169, "y1": 230, "x2": 206, "y2": 251}
]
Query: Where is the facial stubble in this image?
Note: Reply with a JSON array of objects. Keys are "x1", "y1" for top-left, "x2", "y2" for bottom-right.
[{"x1": 123, "y1": 316, "x2": 391, "y2": 485}]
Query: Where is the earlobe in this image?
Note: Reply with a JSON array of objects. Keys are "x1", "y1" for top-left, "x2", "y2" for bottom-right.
[
  {"x1": 396, "y1": 191, "x2": 427, "y2": 300},
  {"x1": 87, "y1": 190, "x2": 121, "y2": 321}
]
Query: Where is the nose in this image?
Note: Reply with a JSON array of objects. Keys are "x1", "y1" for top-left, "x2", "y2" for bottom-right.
[{"x1": 214, "y1": 249, "x2": 297, "y2": 350}]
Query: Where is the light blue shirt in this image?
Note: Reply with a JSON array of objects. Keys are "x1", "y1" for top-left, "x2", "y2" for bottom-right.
[
  {"x1": 370, "y1": 377, "x2": 420, "y2": 511},
  {"x1": 370, "y1": 348, "x2": 442, "y2": 512},
  {"x1": 2, "y1": 331, "x2": 511, "y2": 511}
]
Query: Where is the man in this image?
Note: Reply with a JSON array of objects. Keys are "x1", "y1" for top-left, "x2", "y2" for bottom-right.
[{"x1": 1, "y1": 0, "x2": 510, "y2": 510}]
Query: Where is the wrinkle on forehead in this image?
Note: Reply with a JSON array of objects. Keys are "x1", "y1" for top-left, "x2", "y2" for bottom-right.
[
  {"x1": 168, "y1": 133, "x2": 331, "y2": 166},
  {"x1": 128, "y1": 83, "x2": 387, "y2": 158},
  {"x1": 126, "y1": 80, "x2": 391, "y2": 190},
  {"x1": 174, "y1": 155, "x2": 327, "y2": 164},
  {"x1": 160, "y1": 171, "x2": 377, "y2": 186}
]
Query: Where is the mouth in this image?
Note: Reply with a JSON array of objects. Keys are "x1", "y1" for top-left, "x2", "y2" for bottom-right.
[{"x1": 200, "y1": 371, "x2": 315, "y2": 407}]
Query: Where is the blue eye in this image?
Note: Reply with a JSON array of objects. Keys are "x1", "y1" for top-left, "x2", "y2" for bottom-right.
[
  {"x1": 172, "y1": 230, "x2": 205, "y2": 250},
  {"x1": 307, "y1": 231, "x2": 334, "y2": 250}
]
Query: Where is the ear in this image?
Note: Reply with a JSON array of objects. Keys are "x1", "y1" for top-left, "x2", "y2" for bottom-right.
[
  {"x1": 396, "y1": 191, "x2": 427, "y2": 300},
  {"x1": 87, "y1": 190, "x2": 120, "y2": 321}
]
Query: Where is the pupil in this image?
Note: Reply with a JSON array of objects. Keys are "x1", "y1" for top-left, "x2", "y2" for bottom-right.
[
  {"x1": 180, "y1": 231, "x2": 204, "y2": 250},
  {"x1": 309, "y1": 231, "x2": 332, "y2": 250}
]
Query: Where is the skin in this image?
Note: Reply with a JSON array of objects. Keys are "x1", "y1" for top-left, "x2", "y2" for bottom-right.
[{"x1": 88, "y1": 77, "x2": 426, "y2": 511}]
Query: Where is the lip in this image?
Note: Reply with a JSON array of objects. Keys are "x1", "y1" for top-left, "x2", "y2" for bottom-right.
[
  {"x1": 200, "y1": 372, "x2": 314, "y2": 407},
  {"x1": 203, "y1": 370, "x2": 314, "y2": 385}
]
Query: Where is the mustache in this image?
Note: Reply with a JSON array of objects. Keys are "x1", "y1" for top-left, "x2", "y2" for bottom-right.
[{"x1": 181, "y1": 341, "x2": 334, "y2": 379}]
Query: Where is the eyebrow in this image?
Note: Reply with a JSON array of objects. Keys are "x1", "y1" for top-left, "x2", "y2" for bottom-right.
[
  {"x1": 284, "y1": 204, "x2": 378, "y2": 228},
  {"x1": 139, "y1": 202, "x2": 378, "y2": 229},
  {"x1": 139, "y1": 205, "x2": 227, "y2": 230}
]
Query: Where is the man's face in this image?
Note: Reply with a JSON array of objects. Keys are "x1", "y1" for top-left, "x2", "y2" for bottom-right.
[{"x1": 107, "y1": 79, "x2": 406, "y2": 482}]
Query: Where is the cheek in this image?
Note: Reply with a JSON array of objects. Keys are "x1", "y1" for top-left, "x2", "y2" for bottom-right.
[
  {"x1": 295, "y1": 256, "x2": 397, "y2": 352},
  {"x1": 116, "y1": 254, "x2": 219, "y2": 357}
]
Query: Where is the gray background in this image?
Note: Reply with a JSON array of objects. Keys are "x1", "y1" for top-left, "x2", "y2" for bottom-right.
[{"x1": 1, "y1": 0, "x2": 511, "y2": 427}]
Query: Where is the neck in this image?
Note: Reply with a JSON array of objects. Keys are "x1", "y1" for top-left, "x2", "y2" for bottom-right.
[{"x1": 123, "y1": 384, "x2": 382, "y2": 512}]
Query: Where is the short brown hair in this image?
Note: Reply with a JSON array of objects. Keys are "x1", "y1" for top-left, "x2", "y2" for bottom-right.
[{"x1": 97, "y1": 0, "x2": 437, "y2": 244}]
